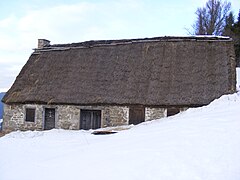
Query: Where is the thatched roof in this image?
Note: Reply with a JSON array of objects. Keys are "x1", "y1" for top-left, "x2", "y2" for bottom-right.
[{"x1": 2, "y1": 36, "x2": 236, "y2": 106}]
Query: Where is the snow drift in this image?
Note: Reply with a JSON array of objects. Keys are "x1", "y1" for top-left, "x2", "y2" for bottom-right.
[
  {"x1": 0, "y1": 91, "x2": 240, "y2": 180},
  {"x1": 0, "y1": 68, "x2": 239, "y2": 180}
]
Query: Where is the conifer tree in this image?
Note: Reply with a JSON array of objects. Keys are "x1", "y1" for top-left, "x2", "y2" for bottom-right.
[
  {"x1": 238, "y1": 10, "x2": 240, "y2": 24},
  {"x1": 223, "y1": 11, "x2": 234, "y2": 36}
]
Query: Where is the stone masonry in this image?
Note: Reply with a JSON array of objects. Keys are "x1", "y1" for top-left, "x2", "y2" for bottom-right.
[
  {"x1": 3, "y1": 104, "x2": 43, "y2": 131},
  {"x1": 3, "y1": 104, "x2": 129, "y2": 131},
  {"x1": 102, "y1": 106, "x2": 129, "y2": 127},
  {"x1": 3, "y1": 104, "x2": 187, "y2": 131},
  {"x1": 145, "y1": 107, "x2": 166, "y2": 121}
]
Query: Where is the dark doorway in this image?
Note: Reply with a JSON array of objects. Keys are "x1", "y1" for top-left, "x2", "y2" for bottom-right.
[
  {"x1": 167, "y1": 107, "x2": 180, "y2": 117},
  {"x1": 80, "y1": 110, "x2": 101, "y2": 130},
  {"x1": 44, "y1": 108, "x2": 55, "y2": 130},
  {"x1": 129, "y1": 106, "x2": 145, "y2": 125}
]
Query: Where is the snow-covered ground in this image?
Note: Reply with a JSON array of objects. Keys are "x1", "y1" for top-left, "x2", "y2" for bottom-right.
[
  {"x1": 0, "y1": 69, "x2": 240, "y2": 180},
  {"x1": 237, "y1": 67, "x2": 240, "y2": 91}
]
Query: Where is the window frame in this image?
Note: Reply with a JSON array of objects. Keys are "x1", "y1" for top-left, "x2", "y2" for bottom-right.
[
  {"x1": 167, "y1": 107, "x2": 180, "y2": 117},
  {"x1": 25, "y1": 108, "x2": 36, "y2": 122}
]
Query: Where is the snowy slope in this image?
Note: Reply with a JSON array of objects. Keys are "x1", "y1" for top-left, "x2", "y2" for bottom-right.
[{"x1": 0, "y1": 69, "x2": 239, "y2": 180}]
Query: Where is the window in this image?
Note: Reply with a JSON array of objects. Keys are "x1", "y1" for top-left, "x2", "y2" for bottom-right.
[
  {"x1": 167, "y1": 107, "x2": 180, "y2": 117},
  {"x1": 25, "y1": 108, "x2": 35, "y2": 122}
]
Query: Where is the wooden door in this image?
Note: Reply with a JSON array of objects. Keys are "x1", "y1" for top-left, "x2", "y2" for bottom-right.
[
  {"x1": 129, "y1": 106, "x2": 145, "y2": 125},
  {"x1": 80, "y1": 110, "x2": 101, "y2": 130},
  {"x1": 44, "y1": 108, "x2": 55, "y2": 130}
]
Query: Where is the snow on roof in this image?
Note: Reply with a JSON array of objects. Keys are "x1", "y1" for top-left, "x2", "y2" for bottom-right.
[{"x1": 38, "y1": 36, "x2": 232, "y2": 50}]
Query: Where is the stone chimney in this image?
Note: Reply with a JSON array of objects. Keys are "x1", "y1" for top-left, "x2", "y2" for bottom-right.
[{"x1": 38, "y1": 39, "x2": 50, "y2": 49}]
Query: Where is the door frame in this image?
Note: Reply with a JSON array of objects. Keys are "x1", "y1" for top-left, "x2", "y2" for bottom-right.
[
  {"x1": 129, "y1": 106, "x2": 145, "y2": 125},
  {"x1": 43, "y1": 107, "x2": 57, "y2": 130},
  {"x1": 80, "y1": 109, "x2": 102, "y2": 130}
]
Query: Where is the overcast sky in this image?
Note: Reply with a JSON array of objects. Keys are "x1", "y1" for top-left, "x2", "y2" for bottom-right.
[{"x1": 0, "y1": 0, "x2": 239, "y2": 92}]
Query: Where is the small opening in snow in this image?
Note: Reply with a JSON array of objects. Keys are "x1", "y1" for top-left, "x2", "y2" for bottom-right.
[{"x1": 92, "y1": 131, "x2": 117, "y2": 135}]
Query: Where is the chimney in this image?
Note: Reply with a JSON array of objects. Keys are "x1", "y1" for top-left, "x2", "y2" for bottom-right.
[{"x1": 38, "y1": 39, "x2": 50, "y2": 49}]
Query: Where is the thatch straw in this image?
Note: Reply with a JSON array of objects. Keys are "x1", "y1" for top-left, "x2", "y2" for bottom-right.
[{"x1": 2, "y1": 36, "x2": 236, "y2": 107}]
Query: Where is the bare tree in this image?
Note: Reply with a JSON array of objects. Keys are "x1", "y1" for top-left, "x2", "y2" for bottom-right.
[{"x1": 193, "y1": 0, "x2": 231, "y2": 35}]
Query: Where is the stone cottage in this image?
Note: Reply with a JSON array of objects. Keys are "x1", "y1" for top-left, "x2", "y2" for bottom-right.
[{"x1": 2, "y1": 36, "x2": 236, "y2": 131}]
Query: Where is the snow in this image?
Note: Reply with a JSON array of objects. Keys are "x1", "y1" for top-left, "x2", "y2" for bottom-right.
[
  {"x1": 0, "y1": 94, "x2": 240, "y2": 180},
  {"x1": 189, "y1": 35, "x2": 230, "y2": 39},
  {"x1": 237, "y1": 67, "x2": 240, "y2": 91},
  {"x1": 0, "y1": 119, "x2": 2, "y2": 130},
  {"x1": 0, "y1": 69, "x2": 240, "y2": 180}
]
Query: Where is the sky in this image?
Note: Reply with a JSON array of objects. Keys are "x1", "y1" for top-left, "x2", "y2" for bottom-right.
[{"x1": 0, "y1": 0, "x2": 239, "y2": 92}]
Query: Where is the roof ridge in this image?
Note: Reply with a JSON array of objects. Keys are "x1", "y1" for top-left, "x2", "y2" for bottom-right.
[{"x1": 35, "y1": 36, "x2": 232, "y2": 51}]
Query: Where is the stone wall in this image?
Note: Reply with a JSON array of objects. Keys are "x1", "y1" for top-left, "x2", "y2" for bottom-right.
[
  {"x1": 57, "y1": 105, "x2": 80, "y2": 130},
  {"x1": 145, "y1": 107, "x2": 166, "y2": 121},
  {"x1": 180, "y1": 107, "x2": 188, "y2": 112},
  {"x1": 145, "y1": 107, "x2": 188, "y2": 121},
  {"x1": 57, "y1": 105, "x2": 129, "y2": 129},
  {"x1": 102, "y1": 106, "x2": 129, "y2": 127},
  {"x1": 3, "y1": 104, "x2": 130, "y2": 131},
  {"x1": 3, "y1": 104, "x2": 43, "y2": 131},
  {"x1": 3, "y1": 103, "x2": 188, "y2": 131}
]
